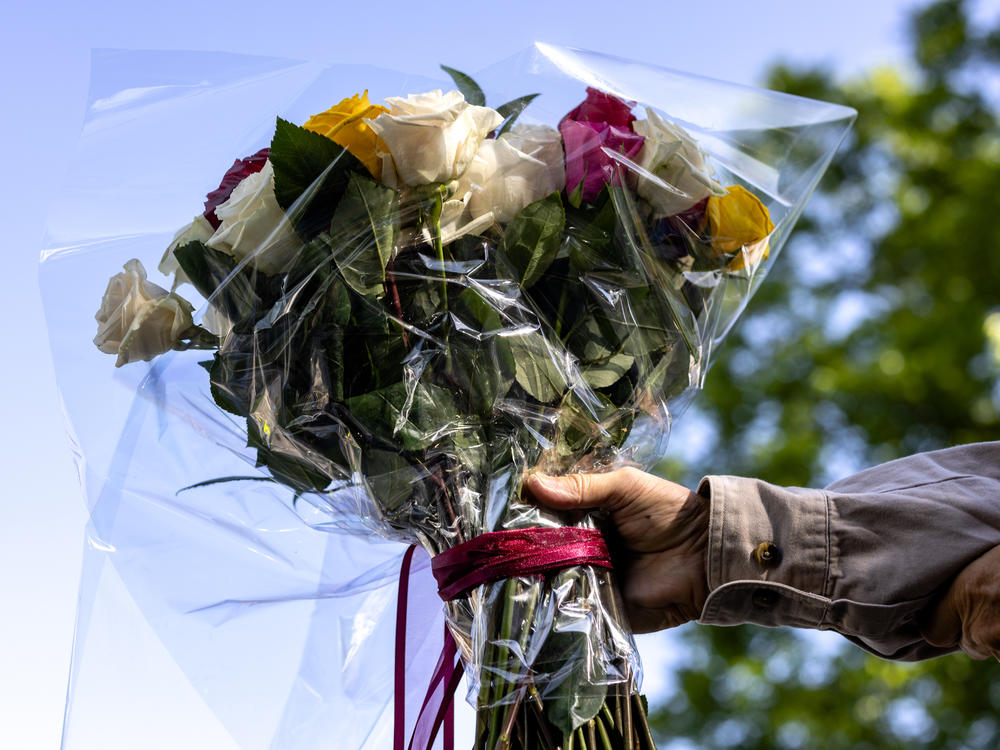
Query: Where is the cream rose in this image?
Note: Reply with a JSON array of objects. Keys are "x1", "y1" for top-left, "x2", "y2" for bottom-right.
[
  {"x1": 207, "y1": 160, "x2": 299, "y2": 275},
  {"x1": 436, "y1": 194, "x2": 495, "y2": 246},
  {"x1": 158, "y1": 214, "x2": 215, "y2": 287},
  {"x1": 94, "y1": 259, "x2": 194, "y2": 367},
  {"x1": 499, "y1": 123, "x2": 565, "y2": 192},
  {"x1": 455, "y1": 137, "x2": 559, "y2": 224},
  {"x1": 368, "y1": 89, "x2": 503, "y2": 187},
  {"x1": 633, "y1": 109, "x2": 726, "y2": 217}
]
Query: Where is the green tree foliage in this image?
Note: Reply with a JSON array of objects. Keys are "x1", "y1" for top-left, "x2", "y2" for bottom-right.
[{"x1": 651, "y1": 1, "x2": 1000, "y2": 747}]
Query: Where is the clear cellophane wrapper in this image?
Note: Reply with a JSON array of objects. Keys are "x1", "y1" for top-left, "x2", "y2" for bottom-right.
[{"x1": 41, "y1": 47, "x2": 854, "y2": 749}]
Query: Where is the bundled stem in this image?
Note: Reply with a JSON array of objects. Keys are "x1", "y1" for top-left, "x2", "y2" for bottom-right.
[{"x1": 472, "y1": 569, "x2": 657, "y2": 750}]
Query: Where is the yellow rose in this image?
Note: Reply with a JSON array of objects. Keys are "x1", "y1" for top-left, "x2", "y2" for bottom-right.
[
  {"x1": 304, "y1": 91, "x2": 388, "y2": 177},
  {"x1": 706, "y1": 185, "x2": 775, "y2": 270}
]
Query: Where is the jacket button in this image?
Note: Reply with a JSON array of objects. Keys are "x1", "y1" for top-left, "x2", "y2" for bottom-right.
[
  {"x1": 753, "y1": 542, "x2": 781, "y2": 568},
  {"x1": 752, "y1": 588, "x2": 779, "y2": 609}
]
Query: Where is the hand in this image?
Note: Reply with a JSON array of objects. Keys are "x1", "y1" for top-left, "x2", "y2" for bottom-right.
[
  {"x1": 523, "y1": 467, "x2": 709, "y2": 633},
  {"x1": 921, "y1": 545, "x2": 1000, "y2": 660}
]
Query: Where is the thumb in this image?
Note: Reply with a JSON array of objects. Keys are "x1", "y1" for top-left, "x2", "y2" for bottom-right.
[
  {"x1": 921, "y1": 588, "x2": 962, "y2": 649},
  {"x1": 524, "y1": 468, "x2": 652, "y2": 512}
]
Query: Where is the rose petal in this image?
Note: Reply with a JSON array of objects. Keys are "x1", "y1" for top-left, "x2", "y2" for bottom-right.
[
  {"x1": 203, "y1": 148, "x2": 270, "y2": 229},
  {"x1": 560, "y1": 87, "x2": 637, "y2": 128}
]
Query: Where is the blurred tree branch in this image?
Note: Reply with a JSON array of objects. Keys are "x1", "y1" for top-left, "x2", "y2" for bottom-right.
[{"x1": 651, "y1": 1, "x2": 1000, "y2": 747}]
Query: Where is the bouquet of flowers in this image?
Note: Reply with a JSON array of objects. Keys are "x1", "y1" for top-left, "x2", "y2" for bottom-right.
[{"x1": 43, "y1": 46, "x2": 854, "y2": 750}]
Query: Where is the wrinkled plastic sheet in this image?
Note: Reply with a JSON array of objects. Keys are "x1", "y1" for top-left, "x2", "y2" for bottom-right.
[{"x1": 41, "y1": 46, "x2": 854, "y2": 748}]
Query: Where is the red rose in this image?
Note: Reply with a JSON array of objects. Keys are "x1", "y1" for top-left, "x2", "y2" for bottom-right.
[{"x1": 203, "y1": 147, "x2": 270, "y2": 229}]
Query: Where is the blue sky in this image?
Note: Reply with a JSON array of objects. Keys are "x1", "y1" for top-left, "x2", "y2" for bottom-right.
[{"x1": 5, "y1": 0, "x2": 998, "y2": 747}]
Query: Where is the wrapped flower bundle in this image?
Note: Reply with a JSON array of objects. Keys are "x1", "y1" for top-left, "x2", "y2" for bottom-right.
[{"x1": 43, "y1": 46, "x2": 854, "y2": 750}]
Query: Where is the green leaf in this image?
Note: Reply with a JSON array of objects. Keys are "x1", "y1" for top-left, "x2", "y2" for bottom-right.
[
  {"x1": 439, "y1": 64, "x2": 486, "y2": 106},
  {"x1": 173, "y1": 239, "x2": 233, "y2": 298},
  {"x1": 207, "y1": 324, "x2": 289, "y2": 418},
  {"x1": 364, "y1": 450, "x2": 419, "y2": 511},
  {"x1": 448, "y1": 288, "x2": 517, "y2": 414},
  {"x1": 443, "y1": 424, "x2": 492, "y2": 490},
  {"x1": 341, "y1": 293, "x2": 409, "y2": 396},
  {"x1": 620, "y1": 287, "x2": 681, "y2": 356},
  {"x1": 495, "y1": 93, "x2": 539, "y2": 136},
  {"x1": 251, "y1": 435, "x2": 333, "y2": 493},
  {"x1": 535, "y1": 571, "x2": 608, "y2": 735},
  {"x1": 456, "y1": 286, "x2": 501, "y2": 328},
  {"x1": 325, "y1": 277, "x2": 352, "y2": 327},
  {"x1": 345, "y1": 382, "x2": 456, "y2": 452},
  {"x1": 582, "y1": 350, "x2": 634, "y2": 389},
  {"x1": 507, "y1": 329, "x2": 567, "y2": 403},
  {"x1": 501, "y1": 192, "x2": 565, "y2": 288},
  {"x1": 207, "y1": 350, "x2": 249, "y2": 416},
  {"x1": 174, "y1": 240, "x2": 262, "y2": 322},
  {"x1": 547, "y1": 684, "x2": 607, "y2": 738},
  {"x1": 567, "y1": 190, "x2": 621, "y2": 272},
  {"x1": 552, "y1": 390, "x2": 627, "y2": 466},
  {"x1": 177, "y1": 475, "x2": 276, "y2": 493},
  {"x1": 570, "y1": 315, "x2": 635, "y2": 389},
  {"x1": 269, "y1": 117, "x2": 364, "y2": 239},
  {"x1": 567, "y1": 178, "x2": 585, "y2": 209},
  {"x1": 328, "y1": 172, "x2": 399, "y2": 296},
  {"x1": 608, "y1": 184, "x2": 701, "y2": 362},
  {"x1": 451, "y1": 336, "x2": 516, "y2": 416}
]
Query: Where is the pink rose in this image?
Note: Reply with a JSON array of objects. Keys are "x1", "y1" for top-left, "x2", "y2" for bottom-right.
[
  {"x1": 559, "y1": 88, "x2": 644, "y2": 203},
  {"x1": 561, "y1": 87, "x2": 637, "y2": 128}
]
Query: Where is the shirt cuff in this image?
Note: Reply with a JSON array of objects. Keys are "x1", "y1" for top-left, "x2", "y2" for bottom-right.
[{"x1": 696, "y1": 475, "x2": 832, "y2": 629}]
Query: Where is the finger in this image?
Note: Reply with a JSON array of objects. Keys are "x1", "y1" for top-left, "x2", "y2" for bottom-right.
[
  {"x1": 960, "y1": 638, "x2": 991, "y2": 660},
  {"x1": 921, "y1": 589, "x2": 962, "y2": 649},
  {"x1": 523, "y1": 468, "x2": 653, "y2": 512},
  {"x1": 960, "y1": 621, "x2": 1000, "y2": 660}
]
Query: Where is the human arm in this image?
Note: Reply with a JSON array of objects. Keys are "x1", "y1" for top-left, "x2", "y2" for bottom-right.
[
  {"x1": 698, "y1": 441, "x2": 1000, "y2": 659},
  {"x1": 527, "y1": 442, "x2": 1000, "y2": 660}
]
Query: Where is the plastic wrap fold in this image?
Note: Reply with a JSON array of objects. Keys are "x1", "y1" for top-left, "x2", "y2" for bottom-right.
[{"x1": 41, "y1": 46, "x2": 854, "y2": 749}]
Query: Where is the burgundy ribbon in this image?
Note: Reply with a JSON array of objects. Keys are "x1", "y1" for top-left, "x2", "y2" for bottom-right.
[
  {"x1": 395, "y1": 527, "x2": 612, "y2": 750},
  {"x1": 394, "y1": 545, "x2": 416, "y2": 750},
  {"x1": 395, "y1": 546, "x2": 463, "y2": 750},
  {"x1": 431, "y1": 527, "x2": 613, "y2": 601}
]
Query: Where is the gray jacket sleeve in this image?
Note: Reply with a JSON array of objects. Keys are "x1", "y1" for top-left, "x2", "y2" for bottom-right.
[{"x1": 695, "y1": 441, "x2": 1000, "y2": 660}]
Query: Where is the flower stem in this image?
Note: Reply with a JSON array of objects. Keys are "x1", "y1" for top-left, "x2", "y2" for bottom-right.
[
  {"x1": 175, "y1": 324, "x2": 219, "y2": 350},
  {"x1": 553, "y1": 283, "x2": 570, "y2": 339},
  {"x1": 631, "y1": 693, "x2": 655, "y2": 750},
  {"x1": 612, "y1": 688, "x2": 623, "y2": 744},
  {"x1": 595, "y1": 715, "x2": 614, "y2": 750},
  {"x1": 623, "y1": 689, "x2": 634, "y2": 750},
  {"x1": 431, "y1": 184, "x2": 449, "y2": 311},
  {"x1": 384, "y1": 257, "x2": 409, "y2": 349},
  {"x1": 497, "y1": 685, "x2": 524, "y2": 750},
  {"x1": 486, "y1": 579, "x2": 518, "y2": 750},
  {"x1": 528, "y1": 687, "x2": 558, "y2": 750}
]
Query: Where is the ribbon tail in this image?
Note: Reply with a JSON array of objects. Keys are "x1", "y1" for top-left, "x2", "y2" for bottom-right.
[
  {"x1": 394, "y1": 545, "x2": 417, "y2": 750},
  {"x1": 408, "y1": 625, "x2": 462, "y2": 750}
]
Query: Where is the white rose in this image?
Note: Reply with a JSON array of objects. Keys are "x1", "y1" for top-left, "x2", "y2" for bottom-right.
[
  {"x1": 158, "y1": 214, "x2": 214, "y2": 287},
  {"x1": 437, "y1": 195, "x2": 494, "y2": 246},
  {"x1": 633, "y1": 109, "x2": 726, "y2": 217},
  {"x1": 454, "y1": 137, "x2": 559, "y2": 224},
  {"x1": 499, "y1": 123, "x2": 565, "y2": 193},
  {"x1": 207, "y1": 160, "x2": 300, "y2": 275},
  {"x1": 368, "y1": 89, "x2": 503, "y2": 187},
  {"x1": 94, "y1": 259, "x2": 194, "y2": 367}
]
